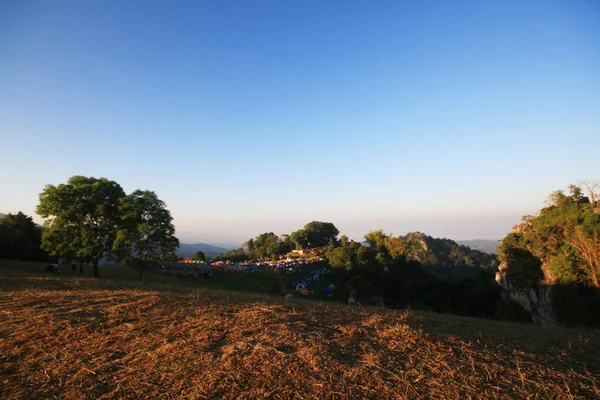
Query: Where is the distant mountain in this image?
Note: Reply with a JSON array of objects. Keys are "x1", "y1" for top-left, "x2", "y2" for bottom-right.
[
  {"x1": 457, "y1": 239, "x2": 499, "y2": 254},
  {"x1": 0, "y1": 213, "x2": 5, "y2": 219},
  {"x1": 178, "y1": 243, "x2": 232, "y2": 259}
]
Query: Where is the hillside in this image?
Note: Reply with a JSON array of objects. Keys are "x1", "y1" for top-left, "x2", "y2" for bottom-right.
[
  {"x1": 396, "y1": 232, "x2": 498, "y2": 271},
  {"x1": 496, "y1": 185, "x2": 600, "y2": 327},
  {"x1": 458, "y1": 239, "x2": 499, "y2": 254},
  {"x1": 178, "y1": 242, "x2": 231, "y2": 258},
  {"x1": 0, "y1": 269, "x2": 598, "y2": 398}
]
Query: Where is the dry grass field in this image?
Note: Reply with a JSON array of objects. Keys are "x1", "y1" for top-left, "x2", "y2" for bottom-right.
[{"x1": 1, "y1": 268, "x2": 599, "y2": 399}]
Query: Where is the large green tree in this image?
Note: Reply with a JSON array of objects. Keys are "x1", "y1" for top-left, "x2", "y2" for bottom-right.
[
  {"x1": 36, "y1": 176, "x2": 126, "y2": 278},
  {"x1": 113, "y1": 190, "x2": 179, "y2": 281},
  {"x1": 291, "y1": 221, "x2": 339, "y2": 249},
  {"x1": 289, "y1": 229, "x2": 309, "y2": 249}
]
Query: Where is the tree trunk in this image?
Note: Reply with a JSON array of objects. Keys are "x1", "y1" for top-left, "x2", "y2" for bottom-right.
[
  {"x1": 79, "y1": 262, "x2": 84, "y2": 274},
  {"x1": 92, "y1": 259, "x2": 100, "y2": 278},
  {"x1": 138, "y1": 268, "x2": 143, "y2": 282}
]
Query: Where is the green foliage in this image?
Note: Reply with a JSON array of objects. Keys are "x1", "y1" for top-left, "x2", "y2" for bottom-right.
[
  {"x1": 497, "y1": 184, "x2": 600, "y2": 327},
  {"x1": 160, "y1": 251, "x2": 179, "y2": 262},
  {"x1": 192, "y1": 250, "x2": 206, "y2": 261},
  {"x1": 244, "y1": 232, "x2": 280, "y2": 260},
  {"x1": 290, "y1": 221, "x2": 339, "y2": 249},
  {"x1": 214, "y1": 248, "x2": 247, "y2": 262},
  {"x1": 113, "y1": 190, "x2": 179, "y2": 280},
  {"x1": 365, "y1": 230, "x2": 498, "y2": 271},
  {"x1": 327, "y1": 246, "x2": 354, "y2": 270},
  {"x1": 235, "y1": 221, "x2": 338, "y2": 261},
  {"x1": 0, "y1": 212, "x2": 48, "y2": 261},
  {"x1": 549, "y1": 255, "x2": 578, "y2": 285},
  {"x1": 289, "y1": 229, "x2": 309, "y2": 249},
  {"x1": 326, "y1": 236, "x2": 379, "y2": 272},
  {"x1": 37, "y1": 176, "x2": 126, "y2": 277},
  {"x1": 498, "y1": 184, "x2": 600, "y2": 288},
  {"x1": 502, "y1": 248, "x2": 543, "y2": 287},
  {"x1": 279, "y1": 234, "x2": 293, "y2": 255},
  {"x1": 325, "y1": 236, "x2": 517, "y2": 321}
]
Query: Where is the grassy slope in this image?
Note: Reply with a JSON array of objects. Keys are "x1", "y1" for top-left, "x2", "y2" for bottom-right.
[
  {"x1": 0, "y1": 263, "x2": 599, "y2": 399},
  {"x1": 0, "y1": 259, "x2": 280, "y2": 294}
]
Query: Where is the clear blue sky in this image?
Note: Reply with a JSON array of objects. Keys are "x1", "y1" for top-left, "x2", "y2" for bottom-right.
[{"x1": 1, "y1": 1, "x2": 598, "y2": 246}]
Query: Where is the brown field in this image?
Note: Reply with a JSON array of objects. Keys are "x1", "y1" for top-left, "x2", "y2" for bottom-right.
[{"x1": 1, "y1": 270, "x2": 599, "y2": 399}]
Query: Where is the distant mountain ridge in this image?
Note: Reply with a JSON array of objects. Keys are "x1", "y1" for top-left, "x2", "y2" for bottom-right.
[
  {"x1": 178, "y1": 243, "x2": 232, "y2": 259},
  {"x1": 457, "y1": 239, "x2": 499, "y2": 254},
  {"x1": 381, "y1": 232, "x2": 499, "y2": 279},
  {"x1": 396, "y1": 232, "x2": 497, "y2": 267}
]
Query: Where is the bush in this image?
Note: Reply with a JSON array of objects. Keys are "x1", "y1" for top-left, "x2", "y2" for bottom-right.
[
  {"x1": 504, "y1": 248, "x2": 543, "y2": 287},
  {"x1": 552, "y1": 284, "x2": 600, "y2": 328},
  {"x1": 549, "y1": 254, "x2": 578, "y2": 284}
]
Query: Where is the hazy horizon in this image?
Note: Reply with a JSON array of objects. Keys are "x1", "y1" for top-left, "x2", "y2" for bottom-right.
[
  {"x1": 0, "y1": 204, "x2": 530, "y2": 248},
  {"x1": 1, "y1": 1, "x2": 598, "y2": 247}
]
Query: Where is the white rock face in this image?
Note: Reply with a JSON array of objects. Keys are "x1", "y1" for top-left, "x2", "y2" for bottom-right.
[{"x1": 496, "y1": 262, "x2": 555, "y2": 325}]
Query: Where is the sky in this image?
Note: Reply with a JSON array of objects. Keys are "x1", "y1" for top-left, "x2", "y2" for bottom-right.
[{"x1": 1, "y1": 1, "x2": 599, "y2": 247}]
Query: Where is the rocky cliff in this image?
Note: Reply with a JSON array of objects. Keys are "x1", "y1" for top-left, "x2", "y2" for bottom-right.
[
  {"x1": 495, "y1": 262, "x2": 554, "y2": 325},
  {"x1": 495, "y1": 223, "x2": 555, "y2": 325}
]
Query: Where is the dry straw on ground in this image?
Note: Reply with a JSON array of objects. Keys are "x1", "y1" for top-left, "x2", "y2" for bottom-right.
[{"x1": 1, "y1": 274, "x2": 599, "y2": 399}]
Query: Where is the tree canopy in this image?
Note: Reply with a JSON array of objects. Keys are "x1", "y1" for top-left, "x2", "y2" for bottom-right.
[
  {"x1": 290, "y1": 221, "x2": 339, "y2": 249},
  {"x1": 244, "y1": 232, "x2": 281, "y2": 260},
  {"x1": 37, "y1": 176, "x2": 126, "y2": 277},
  {"x1": 0, "y1": 212, "x2": 48, "y2": 261},
  {"x1": 113, "y1": 190, "x2": 179, "y2": 280},
  {"x1": 323, "y1": 234, "x2": 514, "y2": 321},
  {"x1": 364, "y1": 230, "x2": 497, "y2": 271}
]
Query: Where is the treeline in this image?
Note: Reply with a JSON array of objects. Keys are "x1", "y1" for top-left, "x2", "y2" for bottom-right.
[
  {"x1": 213, "y1": 221, "x2": 340, "y2": 262},
  {"x1": 224, "y1": 223, "x2": 498, "y2": 273},
  {"x1": 324, "y1": 235, "x2": 527, "y2": 321},
  {"x1": 0, "y1": 212, "x2": 48, "y2": 262},
  {"x1": 214, "y1": 248, "x2": 247, "y2": 262},
  {"x1": 498, "y1": 183, "x2": 600, "y2": 327}
]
